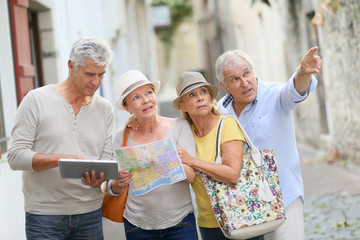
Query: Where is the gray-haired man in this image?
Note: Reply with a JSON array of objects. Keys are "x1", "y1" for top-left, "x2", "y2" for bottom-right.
[
  {"x1": 8, "y1": 36, "x2": 114, "y2": 239},
  {"x1": 216, "y1": 47, "x2": 322, "y2": 240}
]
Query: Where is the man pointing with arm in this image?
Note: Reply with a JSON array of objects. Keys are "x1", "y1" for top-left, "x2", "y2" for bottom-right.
[{"x1": 216, "y1": 47, "x2": 322, "y2": 240}]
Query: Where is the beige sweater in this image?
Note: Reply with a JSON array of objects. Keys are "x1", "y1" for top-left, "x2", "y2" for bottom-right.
[{"x1": 7, "y1": 85, "x2": 114, "y2": 215}]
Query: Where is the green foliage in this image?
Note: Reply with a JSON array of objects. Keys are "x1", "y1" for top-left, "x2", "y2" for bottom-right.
[
  {"x1": 152, "y1": 0, "x2": 271, "y2": 46},
  {"x1": 152, "y1": 0, "x2": 193, "y2": 46}
]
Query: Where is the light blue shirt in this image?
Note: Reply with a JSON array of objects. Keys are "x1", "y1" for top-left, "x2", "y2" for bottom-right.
[{"x1": 217, "y1": 73, "x2": 317, "y2": 208}]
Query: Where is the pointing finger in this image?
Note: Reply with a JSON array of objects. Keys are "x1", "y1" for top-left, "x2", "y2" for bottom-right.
[{"x1": 308, "y1": 46, "x2": 319, "y2": 56}]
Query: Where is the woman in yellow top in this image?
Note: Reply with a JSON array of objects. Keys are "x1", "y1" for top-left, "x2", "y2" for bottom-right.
[{"x1": 173, "y1": 72, "x2": 264, "y2": 240}]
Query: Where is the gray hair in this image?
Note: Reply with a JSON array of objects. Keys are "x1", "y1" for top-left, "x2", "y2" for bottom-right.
[
  {"x1": 215, "y1": 49, "x2": 255, "y2": 84},
  {"x1": 69, "y1": 36, "x2": 114, "y2": 71}
]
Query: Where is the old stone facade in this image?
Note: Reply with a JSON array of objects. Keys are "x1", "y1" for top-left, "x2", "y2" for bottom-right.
[
  {"x1": 281, "y1": 0, "x2": 360, "y2": 165},
  {"x1": 317, "y1": 0, "x2": 360, "y2": 164},
  {"x1": 192, "y1": 0, "x2": 360, "y2": 165}
]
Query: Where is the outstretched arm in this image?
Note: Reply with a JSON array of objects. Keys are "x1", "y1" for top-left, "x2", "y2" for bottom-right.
[{"x1": 294, "y1": 46, "x2": 322, "y2": 95}]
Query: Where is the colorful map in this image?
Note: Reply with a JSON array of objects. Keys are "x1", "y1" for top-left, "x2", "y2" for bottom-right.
[{"x1": 114, "y1": 138, "x2": 186, "y2": 196}]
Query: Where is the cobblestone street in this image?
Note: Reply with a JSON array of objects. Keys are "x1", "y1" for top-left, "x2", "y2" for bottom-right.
[
  {"x1": 299, "y1": 142, "x2": 360, "y2": 240},
  {"x1": 304, "y1": 191, "x2": 360, "y2": 239}
]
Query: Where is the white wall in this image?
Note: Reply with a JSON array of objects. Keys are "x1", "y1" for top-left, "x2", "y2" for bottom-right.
[
  {"x1": 0, "y1": 1, "x2": 26, "y2": 238},
  {"x1": 0, "y1": 1, "x2": 18, "y2": 139},
  {"x1": 228, "y1": 0, "x2": 288, "y2": 83}
]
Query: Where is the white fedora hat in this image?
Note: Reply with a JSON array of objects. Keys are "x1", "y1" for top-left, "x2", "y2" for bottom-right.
[{"x1": 115, "y1": 70, "x2": 160, "y2": 111}]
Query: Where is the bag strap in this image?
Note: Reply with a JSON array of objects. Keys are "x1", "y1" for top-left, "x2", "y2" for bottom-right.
[
  {"x1": 214, "y1": 115, "x2": 263, "y2": 167},
  {"x1": 214, "y1": 115, "x2": 275, "y2": 202},
  {"x1": 214, "y1": 116, "x2": 225, "y2": 164},
  {"x1": 123, "y1": 127, "x2": 129, "y2": 147},
  {"x1": 120, "y1": 127, "x2": 130, "y2": 194},
  {"x1": 214, "y1": 117, "x2": 226, "y2": 164},
  {"x1": 102, "y1": 127, "x2": 130, "y2": 198}
]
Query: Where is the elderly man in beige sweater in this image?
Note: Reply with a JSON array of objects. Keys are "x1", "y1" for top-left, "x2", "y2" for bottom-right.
[{"x1": 8, "y1": 36, "x2": 114, "y2": 240}]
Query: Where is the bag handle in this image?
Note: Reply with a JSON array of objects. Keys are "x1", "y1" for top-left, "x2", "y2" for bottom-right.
[
  {"x1": 123, "y1": 126, "x2": 129, "y2": 147},
  {"x1": 214, "y1": 115, "x2": 263, "y2": 167},
  {"x1": 118, "y1": 126, "x2": 130, "y2": 195},
  {"x1": 215, "y1": 115, "x2": 275, "y2": 202},
  {"x1": 105, "y1": 127, "x2": 129, "y2": 193}
]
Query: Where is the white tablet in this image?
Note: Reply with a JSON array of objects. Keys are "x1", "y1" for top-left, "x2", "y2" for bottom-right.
[{"x1": 58, "y1": 159, "x2": 119, "y2": 180}]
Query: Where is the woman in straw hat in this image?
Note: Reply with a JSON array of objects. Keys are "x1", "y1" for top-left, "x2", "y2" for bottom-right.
[
  {"x1": 173, "y1": 72, "x2": 264, "y2": 240},
  {"x1": 106, "y1": 70, "x2": 198, "y2": 240}
]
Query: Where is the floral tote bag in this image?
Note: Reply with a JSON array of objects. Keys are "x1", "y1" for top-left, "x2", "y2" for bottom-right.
[{"x1": 200, "y1": 115, "x2": 286, "y2": 239}]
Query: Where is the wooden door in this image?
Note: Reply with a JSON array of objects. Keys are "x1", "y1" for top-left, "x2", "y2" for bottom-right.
[{"x1": 9, "y1": 0, "x2": 35, "y2": 104}]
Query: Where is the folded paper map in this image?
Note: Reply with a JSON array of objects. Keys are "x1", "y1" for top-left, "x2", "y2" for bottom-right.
[{"x1": 114, "y1": 138, "x2": 186, "y2": 196}]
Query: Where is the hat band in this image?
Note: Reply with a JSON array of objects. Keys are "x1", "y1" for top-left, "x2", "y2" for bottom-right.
[
  {"x1": 179, "y1": 82, "x2": 206, "y2": 96},
  {"x1": 122, "y1": 80, "x2": 149, "y2": 98}
]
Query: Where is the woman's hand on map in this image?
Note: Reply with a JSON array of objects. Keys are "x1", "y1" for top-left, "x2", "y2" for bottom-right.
[
  {"x1": 177, "y1": 147, "x2": 196, "y2": 183},
  {"x1": 176, "y1": 147, "x2": 194, "y2": 166},
  {"x1": 110, "y1": 169, "x2": 133, "y2": 194},
  {"x1": 117, "y1": 169, "x2": 132, "y2": 186}
]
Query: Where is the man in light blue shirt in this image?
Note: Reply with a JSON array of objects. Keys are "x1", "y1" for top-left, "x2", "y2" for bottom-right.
[{"x1": 216, "y1": 47, "x2": 322, "y2": 240}]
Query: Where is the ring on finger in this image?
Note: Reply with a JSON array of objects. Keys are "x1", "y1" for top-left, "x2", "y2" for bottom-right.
[{"x1": 119, "y1": 179, "x2": 123, "y2": 183}]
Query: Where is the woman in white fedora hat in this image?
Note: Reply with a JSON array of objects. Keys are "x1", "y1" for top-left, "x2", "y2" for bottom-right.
[
  {"x1": 106, "y1": 70, "x2": 198, "y2": 240},
  {"x1": 173, "y1": 72, "x2": 264, "y2": 240}
]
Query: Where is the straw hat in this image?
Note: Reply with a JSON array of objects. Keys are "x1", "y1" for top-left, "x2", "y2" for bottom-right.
[
  {"x1": 172, "y1": 72, "x2": 218, "y2": 110},
  {"x1": 115, "y1": 70, "x2": 160, "y2": 110}
]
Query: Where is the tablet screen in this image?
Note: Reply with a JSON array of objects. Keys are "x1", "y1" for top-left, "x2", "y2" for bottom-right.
[{"x1": 58, "y1": 159, "x2": 119, "y2": 180}]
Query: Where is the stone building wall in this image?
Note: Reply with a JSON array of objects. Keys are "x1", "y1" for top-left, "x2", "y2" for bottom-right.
[
  {"x1": 280, "y1": 0, "x2": 360, "y2": 164},
  {"x1": 317, "y1": 0, "x2": 360, "y2": 164}
]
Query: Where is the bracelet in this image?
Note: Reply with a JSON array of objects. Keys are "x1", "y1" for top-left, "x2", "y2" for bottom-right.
[{"x1": 106, "y1": 180, "x2": 124, "y2": 196}]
